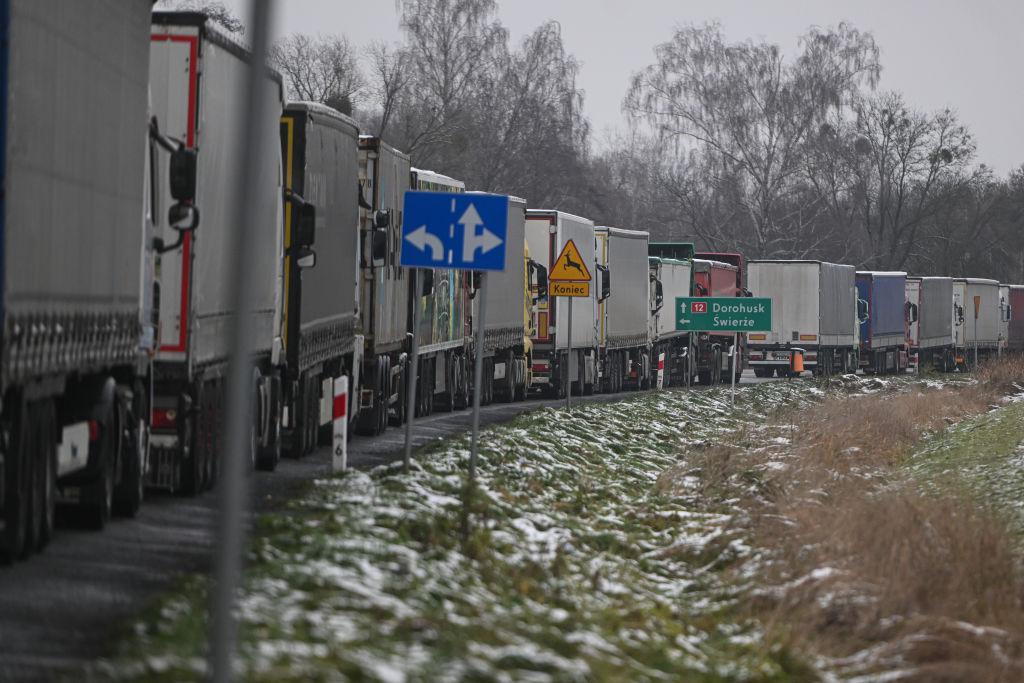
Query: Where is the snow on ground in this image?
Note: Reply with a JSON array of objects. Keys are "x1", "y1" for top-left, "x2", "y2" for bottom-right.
[{"x1": 94, "y1": 376, "x2": 938, "y2": 682}]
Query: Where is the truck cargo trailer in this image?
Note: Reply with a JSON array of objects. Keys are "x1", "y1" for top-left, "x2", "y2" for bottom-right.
[
  {"x1": 469, "y1": 193, "x2": 534, "y2": 403},
  {"x1": 356, "y1": 137, "x2": 411, "y2": 434},
  {"x1": 409, "y1": 169, "x2": 471, "y2": 414},
  {"x1": 905, "y1": 277, "x2": 921, "y2": 369},
  {"x1": 148, "y1": 12, "x2": 286, "y2": 493},
  {"x1": 856, "y1": 271, "x2": 908, "y2": 374},
  {"x1": 696, "y1": 251, "x2": 748, "y2": 378},
  {"x1": 526, "y1": 210, "x2": 598, "y2": 396},
  {"x1": 915, "y1": 277, "x2": 957, "y2": 371},
  {"x1": 648, "y1": 257, "x2": 692, "y2": 388},
  {"x1": 999, "y1": 285, "x2": 1011, "y2": 354},
  {"x1": 595, "y1": 227, "x2": 651, "y2": 392},
  {"x1": 0, "y1": 0, "x2": 172, "y2": 560},
  {"x1": 692, "y1": 258, "x2": 740, "y2": 384},
  {"x1": 955, "y1": 278, "x2": 1000, "y2": 368},
  {"x1": 746, "y1": 260, "x2": 858, "y2": 376},
  {"x1": 1008, "y1": 285, "x2": 1024, "y2": 353},
  {"x1": 279, "y1": 102, "x2": 361, "y2": 458}
]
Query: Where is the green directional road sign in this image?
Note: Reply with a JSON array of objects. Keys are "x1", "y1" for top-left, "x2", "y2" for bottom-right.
[{"x1": 676, "y1": 297, "x2": 772, "y2": 332}]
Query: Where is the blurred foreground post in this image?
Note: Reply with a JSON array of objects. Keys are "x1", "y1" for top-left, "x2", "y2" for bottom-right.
[{"x1": 209, "y1": 1, "x2": 276, "y2": 680}]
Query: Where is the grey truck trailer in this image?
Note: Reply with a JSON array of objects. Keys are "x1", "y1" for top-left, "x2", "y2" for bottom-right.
[
  {"x1": 279, "y1": 102, "x2": 360, "y2": 457},
  {"x1": 0, "y1": 0, "x2": 193, "y2": 560},
  {"x1": 148, "y1": 12, "x2": 286, "y2": 493}
]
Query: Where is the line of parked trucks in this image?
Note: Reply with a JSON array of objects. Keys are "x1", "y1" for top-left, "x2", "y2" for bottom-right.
[{"x1": 3, "y1": 3, "x2": 1023, "y2": 563}]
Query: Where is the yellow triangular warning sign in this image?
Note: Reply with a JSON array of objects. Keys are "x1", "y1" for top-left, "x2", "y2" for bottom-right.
[{"x1": 549, "y1": 239, "x2": 592, "y2": 282}]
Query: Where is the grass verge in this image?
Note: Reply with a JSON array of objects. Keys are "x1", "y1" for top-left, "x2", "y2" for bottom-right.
[{"x1": 658, "y1": 359, "x2": 1024, "y2": 680}]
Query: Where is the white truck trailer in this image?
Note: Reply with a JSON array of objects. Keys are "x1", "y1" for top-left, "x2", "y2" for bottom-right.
[
  {"x1": 648, "y1": 257, "x2": 693, "y2": 388},
  {"x1": 470, "y1": 194, "x2": 533, "y2": 402},
  {"x1": 999, "y1": 284, "x2": 1011, "y2": 354},
  {"x1": 905, "y1": 277, "x2": 921, "y2": 370},
  {"x1": 356, "y1": 137, "x2": 411, "y2": 434},
  {"x1": 148, "y1": 12, "x2": 286, "y2": 493},
  {"x1": 595, "y1": 227, "x2": 651, "y2": 392},
  {"x1": 955, "y1": 277, "x2": 1001, "y2": 368},
  {"x1": 746, "y1": 260, "x2": 858, "y2": 376},
  {"x1": 0, "y1": 0, "x2": 169, "y2": 560},
  {"x1": 525, "y1": 210, "x2": 598, "y2": 397}
]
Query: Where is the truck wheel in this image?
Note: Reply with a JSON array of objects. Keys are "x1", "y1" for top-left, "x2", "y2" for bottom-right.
[
  {"x1": 194, "y1": 383, "x2": 213, "y2": 490},
  {"x1": 438, "y1": 353, "x2": 456, "y2": 412},
  {"x1": 374, "y1": 357, "x2": 389, "y2": 435},
  {"x1": 308, "y1": 375, "x2": 320, "y2": 453},
  {"x1": 2, "y1": 400, "x2": 31, "y2": 562},
  {"x1": 177, "y1": 410, "x2": 200, "y2": 497},
  {"x1": 84, "y1": 404, "x2": 116, "y2": 529},
  {"x1": 390, "y1": 364, "x2": 407, "y2": 427},
  {"x1": 35, "y1": 400, "x2": 58, "y2": 549},
  {"x1": 257, "y1": 374, "x2": 281, "y2": 472},
  {"x1": 113, "y1": 388, "x2": 143, "y2": 518}
]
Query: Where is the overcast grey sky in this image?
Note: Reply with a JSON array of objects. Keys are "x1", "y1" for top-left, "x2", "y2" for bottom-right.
[{"x1": 228, "y1": 0, "x2": 1024, "y2": 175}]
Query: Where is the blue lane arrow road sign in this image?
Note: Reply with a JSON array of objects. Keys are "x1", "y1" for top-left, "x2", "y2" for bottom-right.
[{"x1": 400, "y1": 191, "x2": 509, "y2": 272}]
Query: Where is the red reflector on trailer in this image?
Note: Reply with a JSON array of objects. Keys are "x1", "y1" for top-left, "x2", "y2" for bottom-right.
[
  {"x1": 333, "y1": 393, "x2": 347, "y2": 420},
  {"x1": 88, "y1": 419, "x2": 100, "y2": 442},
  {"x1": 151, "y1": 408, "x2": 176, "y2": 430},
  {"x1": 532, "y1": 363, "x2": 548, "y2": 373}
]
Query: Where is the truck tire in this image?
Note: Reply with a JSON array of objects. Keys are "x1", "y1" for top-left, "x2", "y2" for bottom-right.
[
  {"x1": 499, "y1": 350, "x2": 515, "y2": 403},
  {"x1": 1, "y1": 400, "x2": 31, "y2": 562},
  {"x1": 256, "y1": 374, "x2": 281, "y2": 472},
  {"x1": 35, "y1": 400, "x2": 58, "y2": 549},
  {"x1": 194, "y1": 382, "x2": 214, "y2": 490},
  {"x1": 84, "y1": 400, "x2": 116, "y2": 529},
  {"x1": 390, "y1": 363, "x2": 407, "y2": 427},
  {"x1": 113, "y1": 388, "x2": 143, "y2": 518},
  {"x1": 177, "y1": 409, "x2": 200, "y2": 497}
]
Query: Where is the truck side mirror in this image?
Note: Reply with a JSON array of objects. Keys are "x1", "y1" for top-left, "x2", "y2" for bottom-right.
[
  {"x1": 421, "y1": 269, "x2": 434, "y2": 296},
  {"x1": 598, "y1": 265, "x2": 611, "y2": 301},
  {"x1": 654, "y1": 279, "x2": 664, "y2": 311},
  {"x1": 857, "y1": 298, "x2": 869, "y2": 323},
  {"x1": 531, "y1": 261, "x2": 548, "y2": 301},
  {"x1": 372, "y1": 230, "x2": 388, "y2": 264},
  {"x1": 295, "y1": 247, "x2": 316, "y2": 269},
  {"x1": 373, "y1": 210, "x2": 390, "y2": 229},
  {"x1": 169, "y1": 147, "x2": 197, "y2": 202},
  {"x1": 294, "y1": 203, "x2": 316, "y2": 248},
  {"x1": 956, "y1": 304, "x2": 965, "y2": 325}
]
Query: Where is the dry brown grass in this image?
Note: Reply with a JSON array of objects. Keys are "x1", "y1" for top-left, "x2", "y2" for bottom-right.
[{"x1": 663, "y1": 358, "x2": 1024, "y2": 680}]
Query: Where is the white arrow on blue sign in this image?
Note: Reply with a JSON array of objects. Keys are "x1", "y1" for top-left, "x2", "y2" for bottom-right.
[{"x1": 400, "y1": 191, "x2": 509, "y2": 272}]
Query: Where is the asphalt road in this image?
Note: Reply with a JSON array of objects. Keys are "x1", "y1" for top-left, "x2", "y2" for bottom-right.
[{"x1": 0, "y1": 372, "x2": 769, "y2": 681}]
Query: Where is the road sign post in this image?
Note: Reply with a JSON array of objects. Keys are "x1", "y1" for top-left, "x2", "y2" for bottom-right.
[
  {"x1": 403, "y1": 269, "x2": 421, "y2": 474},
  {"x1": 676, "y1": 297, "x2": 772, "y2": 404},
  {"x1": 400, "y1": 191, "x2": 509, "y2": 531},
  {"x1": 469, "y1": 273, "x2": 488, "y2": 486},
  {"x1": 730, "y1": 333, "x2": 738, "y2": 406},
  {"x1": 547, "y1": 238, "x2": 592, "y2": 409},
  {"x1": 566, "y1": 296, "x2": 572, "y2": 409}
]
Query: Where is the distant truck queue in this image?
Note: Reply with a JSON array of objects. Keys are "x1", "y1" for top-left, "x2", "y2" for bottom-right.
[{"x1": 2, "y1": 3, "x2": 1024, "y2": 564}]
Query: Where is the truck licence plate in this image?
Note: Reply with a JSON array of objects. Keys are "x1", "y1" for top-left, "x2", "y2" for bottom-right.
[{"x1": 771, "y1": 351, "x2": 791, "y2": 360}]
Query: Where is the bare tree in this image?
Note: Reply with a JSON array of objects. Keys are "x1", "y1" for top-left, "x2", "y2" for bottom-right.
[
  {"x1": 625, "y1": 22, "x2": 881, "y2": 257},
  {"x1": 270, "y1": 34, "x2": 364, "y2": 115},
  {"x1": 364, "y1": 42, "x2": 412, "y2": 138},
  {"x1": 840, "y1": 93, "x2": 976, "y2": 269},
  {"x1": 397, "y1": 0, "x2": 507, "y2": 161}
]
